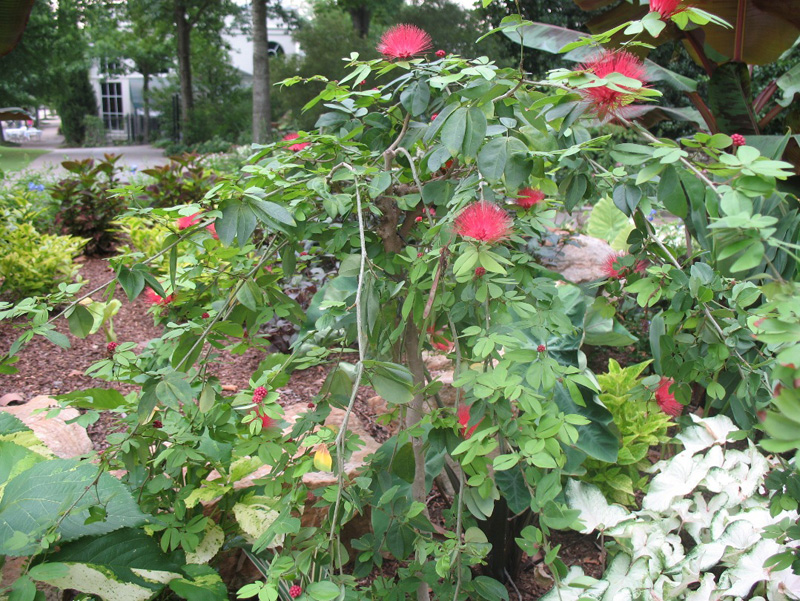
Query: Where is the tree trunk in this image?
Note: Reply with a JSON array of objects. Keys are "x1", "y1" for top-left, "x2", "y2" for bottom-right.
[
  {"x1": 0, "y1": 122, "x2": 5, "y2": 144},
  {"x1": 174, "y1": 0, "x2": 193, "y2": 139},
  {"x1": 143, "y1": 72, "x2": 151, "y2": 144},
  {"x1": 349, "y1": 6, "x2": 371, "y2": 38},
  {"x1": 252, "y1": 0, "x2": 271, "y2": 144}
]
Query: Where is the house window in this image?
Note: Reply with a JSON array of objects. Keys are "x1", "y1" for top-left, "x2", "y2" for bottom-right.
[{"x1": 101, "y1": 82, "x2": 124, "y2": 131}]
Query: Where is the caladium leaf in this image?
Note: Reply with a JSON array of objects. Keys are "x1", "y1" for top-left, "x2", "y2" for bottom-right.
[
  {"x1": 565, "y1": 479, "x2": 630, "y2": 534},
  {"x1": 675, "y1": 414, "x2": 737, "y2": 453},
  {"x1": 642, "y1": 446, "x2": 724, "y2": 512}
]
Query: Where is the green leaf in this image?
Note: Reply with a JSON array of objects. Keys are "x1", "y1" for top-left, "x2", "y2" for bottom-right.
[
  {"x1": 472, "y1": 576, "x2": 509, "y2": 601},
  {"x1": 116, "y1": 265, "x2": 145, "y2": 302},
  {"x1": 441, "y1": 107, "x2": 467, "y2": 156},
  {"x1": 612, "y1": 184, "x2": 642, "y2": 216},
  {"x1": 306, "y1": 581, "x2": 341, "y2": 601},
  {"x1": 553, "y1": 383, "x2": 617, "y2": 463},
  {"x1": 168, "y1": 565, "x2": 228, "y2": 601},
  {"x1": 477, "y1": 137, "x2": 507, "y2": 181},
  {"x1": 66, "y1": 305, "x2": 95, "y2": 339},
  {"x1": 252, "y1": 200, "x2": 295, "y2": 227},
  {"x1": 400, "y1": 79, "x2": 431, "y2": 117},
  {"x1": 156, "y1": 374, "x2": 194, "y2": 409},
  {"x1": 217, "y1": 199, "x2": 257, "y2": 247},
  {"x1": 0, "y1": 460, "x2": 147, "y2": 556},
  {"x1": 561, "y1": 173, "x2": 589, "y2": 212},
  {"x1": 368, "y1": 362, "x2": 414, "y2": 405},
  {"x1": 495, "y1": 466, "x2": 531, "y2": 515},
  {"x1": 57, "y1": 388, "x2": 126, "y2": 411},
  {"x1": 368, "y1": 171, "x2": 392, "y2": 199},
  {"x1": 585, "y1": 195, "x2": 633, "y2": 246},
  {"x1": 657, "y1": 166, "x2": 688, "y2": 218},
  {"x1": 462, "y1": 107, "x2": 488, "y2": 158}
]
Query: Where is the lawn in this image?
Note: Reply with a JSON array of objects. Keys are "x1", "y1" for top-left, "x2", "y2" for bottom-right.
[{"x1": 0, "y1": 145, "x2": 49, "y2": 172}]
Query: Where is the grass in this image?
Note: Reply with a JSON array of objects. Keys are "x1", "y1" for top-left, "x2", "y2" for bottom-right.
[{"x1": 0, "y1": 146, "x2": 49, "y2": 173}]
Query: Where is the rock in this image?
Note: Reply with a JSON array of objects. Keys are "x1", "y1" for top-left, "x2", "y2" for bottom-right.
[
  {"x1": 539, "y1": 233, "x2": 615, "y2": 284},
  {"x1": 0, "y1": 395, "x2": 93, "y2": 458},
  {"x1": 423, "y1": 351, "x2": 453, "y2": 372},
  {"x1": 0, "y1": 392, "x2": 24, "y2": 406}
]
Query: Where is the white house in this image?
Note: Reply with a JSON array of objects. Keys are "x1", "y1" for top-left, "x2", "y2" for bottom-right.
[{"x1": 90, "y1": 19, "x2": 299, "y2": 140}]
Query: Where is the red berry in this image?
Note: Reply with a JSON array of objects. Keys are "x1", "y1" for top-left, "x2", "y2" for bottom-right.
[
  {"x1": 201, "y1": 312, "x2": 210, "y2": 319},
  {"x1": 106, "y1": 342, "x2": 118, "y2": 353},
  {"x1": 289, "y1": 585, "x2": 302, "y2": 599},
  {"x1": 428, "y1": 208, "x2": 436, "y2": 216},
  {"x1": 436, "y1": 49, "x2": 446, "y2": 58},
  {"x1": 731, "y1": 133, "x2": 746, "y2": 147},
  {"x1": 359, "y1": 80, "x2": 366, "y2": 86},
  {"x1": 474, "y1": 266, "x2": 486, "y2": 277},
  {"x1": 415, "y1": 216, "x2": 423, "y2": 223},
  {"x1": 253, "y1": 386, "x2": 268, "y2": 403},
  {"x1": 431, "y1": 113, "x2": 438, "y2": 121},
  {"x1": 417, "y1": 252, "x2": 423, "y2": 258},
  {"x1": 537, "y1": 344, "x2": 546, "y2": 353},
  {"x1": 300, "y1": 251, "x2": 308, "y2": 256},
  {"x1": 153, "y1": 420, "x2": 163, "y2": 428},
  {"x1": 308, "y1": 403, "x2": 315, "y2": 409}
]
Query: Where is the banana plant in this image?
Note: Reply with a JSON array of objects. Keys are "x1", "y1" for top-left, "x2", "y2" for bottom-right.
[{"x1": 503, "y1": 0, "x2": 800, "y2": 167}]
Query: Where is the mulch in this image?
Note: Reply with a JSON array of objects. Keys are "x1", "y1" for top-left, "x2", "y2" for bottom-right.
[{"x1": 0, "y1": 257, "x2": 605, "y2": 599}]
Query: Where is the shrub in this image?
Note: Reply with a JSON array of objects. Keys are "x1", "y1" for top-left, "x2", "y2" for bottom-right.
[
  {"x1": 138, "y1": 153, "x2": 218, "y2": 208},
  {"x1": 50, "y1": 155, "x2": 126, "y2": 256},
  {"x1": 0, "y1": 223, "x2": 84, "y2": 299}
]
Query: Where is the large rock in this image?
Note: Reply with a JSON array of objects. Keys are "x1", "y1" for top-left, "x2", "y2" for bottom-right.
[
  {"x1": 539, "y1": 233, "x2": 615, "y2": 284},
  {"x1": 0, "y1": 395, "x2": 93, "y2": 458}
]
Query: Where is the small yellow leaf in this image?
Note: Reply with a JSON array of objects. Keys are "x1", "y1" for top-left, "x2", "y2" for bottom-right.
[{"x1": 313, "y1": 445, "x2": 332, "y2": 472}]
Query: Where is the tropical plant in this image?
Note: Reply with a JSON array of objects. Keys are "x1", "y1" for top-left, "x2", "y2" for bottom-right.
[
  {"x1": 550, "y1": 415, "x2": 798, "y2": 600},
  {"x1": 50, "y1": 155, "x2": 126, "y2": 256}
]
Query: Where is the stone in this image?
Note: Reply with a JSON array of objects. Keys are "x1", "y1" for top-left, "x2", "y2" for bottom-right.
[
  {"x1": 539, "y1": 233, "x2": 616, "y2": 284},
  {"x1": 0, "y1": 392, "x2": 23, "y2": 406},
  {"x1": 0, "y1": 395, "x2": 93, "y2": 458}
]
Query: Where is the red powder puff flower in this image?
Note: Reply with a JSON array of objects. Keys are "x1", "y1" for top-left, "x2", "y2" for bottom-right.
[
  {"x1": 649, "y1": 0, "x2": 685, "y2": 18},
  {"x1": 454, "y1": 201, "x2": 513, "y2": 244},
  {"x1": 377, "y1": 24, "x2": 432, "y2": 60},
  {"x1": 283, "y1": 132, "x2": 309, "y2": 152},
  {"x1": 579, "y1": 50, "x2": 649, "y2": 118},
  {"x1": 458, "y1": 404, "x2": 481, "y2": 439},
  {"x1": 144, "y1": 287, "x2": 175, "y2": 306},
  {"x1": 655, "y1": 377, "x2": 682, "y2": 417},
  {"x1": 427, "y1": 327, "x2": 454, "y2": 352},
  {"x1": 516, "y1": 187, "x2": 545, "y2": 209},
  {"x1": 436, "y1": 49, "x2": 446, "y2": 58},
  {"x1": 604, "y1": 253, "x2": 646, "y2": 279},
  {"x1": 252, "y1": 406, "x2": 275, "y2": 429},
  {"x1": 176, "y1": 212, "x2": 201, "y2": 230}
]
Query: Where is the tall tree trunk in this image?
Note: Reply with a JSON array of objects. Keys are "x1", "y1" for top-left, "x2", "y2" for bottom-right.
[
  {"x1": 0, "y1": 122, "x2": 5, "y2": 144},
  {"x1": 143, "y1": 71, "x2": 151, "y2": 144},
  {"x1": 252, "y1": 0, "x2": 271, "y2": 144},
  {"x1": 174, "y1": 0, "x2": 193, "y2": 139},
  {"x1": 349, "y1": 6, "x2": 371, "y2": 38}
]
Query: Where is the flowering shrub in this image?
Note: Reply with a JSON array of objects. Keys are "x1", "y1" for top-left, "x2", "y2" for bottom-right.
[{"x1": 1, "y1": 3, "x2": 800, "y2": 600}]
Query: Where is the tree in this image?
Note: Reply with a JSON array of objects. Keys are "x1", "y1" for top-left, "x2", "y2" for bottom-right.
[
  {"x1": 336, "y1": 0, "x2": 403, "y2": 38},
  {"x1": 252, "y1": 0, "x2": 271, "y2": 143}
]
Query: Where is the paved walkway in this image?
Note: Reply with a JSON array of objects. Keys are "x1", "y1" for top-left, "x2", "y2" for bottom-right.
[{"x1": 15, "y1": 117, "x2": 170, "y2": 177}]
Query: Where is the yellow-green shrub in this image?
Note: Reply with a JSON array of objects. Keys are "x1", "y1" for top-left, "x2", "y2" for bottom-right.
[{"x1": 0, "y1": 224, "x2": 85, "y2": 299}]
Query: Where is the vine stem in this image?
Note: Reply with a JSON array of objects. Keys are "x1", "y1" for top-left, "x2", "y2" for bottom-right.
[{"x1": 326, "y1": 163, "x2": 367, "y2": 574}]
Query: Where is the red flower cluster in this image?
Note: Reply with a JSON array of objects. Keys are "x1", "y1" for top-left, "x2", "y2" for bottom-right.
[
  {"x1": 655, "y1": 377, "x2": 682, "y2": 417},
  {"x1": 579, "y1": 50, "x2": 649, "y2": 118},
  {"x1": 253, "y1": 386, "x2": 268, "y2": 403},
  {"x1": 537, "y1": 344, "x2": 546, "y2": 353},
  {"x1": 603, "y1": 253, "x2": 646, "y2": 279},
  {"x1": 107, "y1": 341, "x2": 118, "y2": 353},
  {"x1": 474, "y1": 266, "x2": 486, "y2": 278},
  {"x1": 283, "y1": 132, "x2": 309, "y2": 152},
  {"x1": 377, "y1": 24, "x2": 432, "y2": 60},
  {"x1": 436, "y1": 49, "x2": 446, "y2": 58},
  {"x1": 731, "y1": 133, "x2": 746, "y2": 147},
  {"x1": 454, "y1": 201, "x2": 513, "y2": 244},
  {"x1": 144, "y1": 287, "x2": 175, "y2": 306},
  {"x1": 176, "y1": 212, "x2": 218, "y2": 239},
  {"x1": 289, "y1": 585, "x2": 303, "y2": 599},
  {"x1": 458, "y1": 404, "x2": 481, "y2": 439},
  {"x1": 649, "y1": 0, "x2": 685, "y2": 18},
  {"x1": 515, "y1": 187, "x2": 545, "y2": 209}
]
